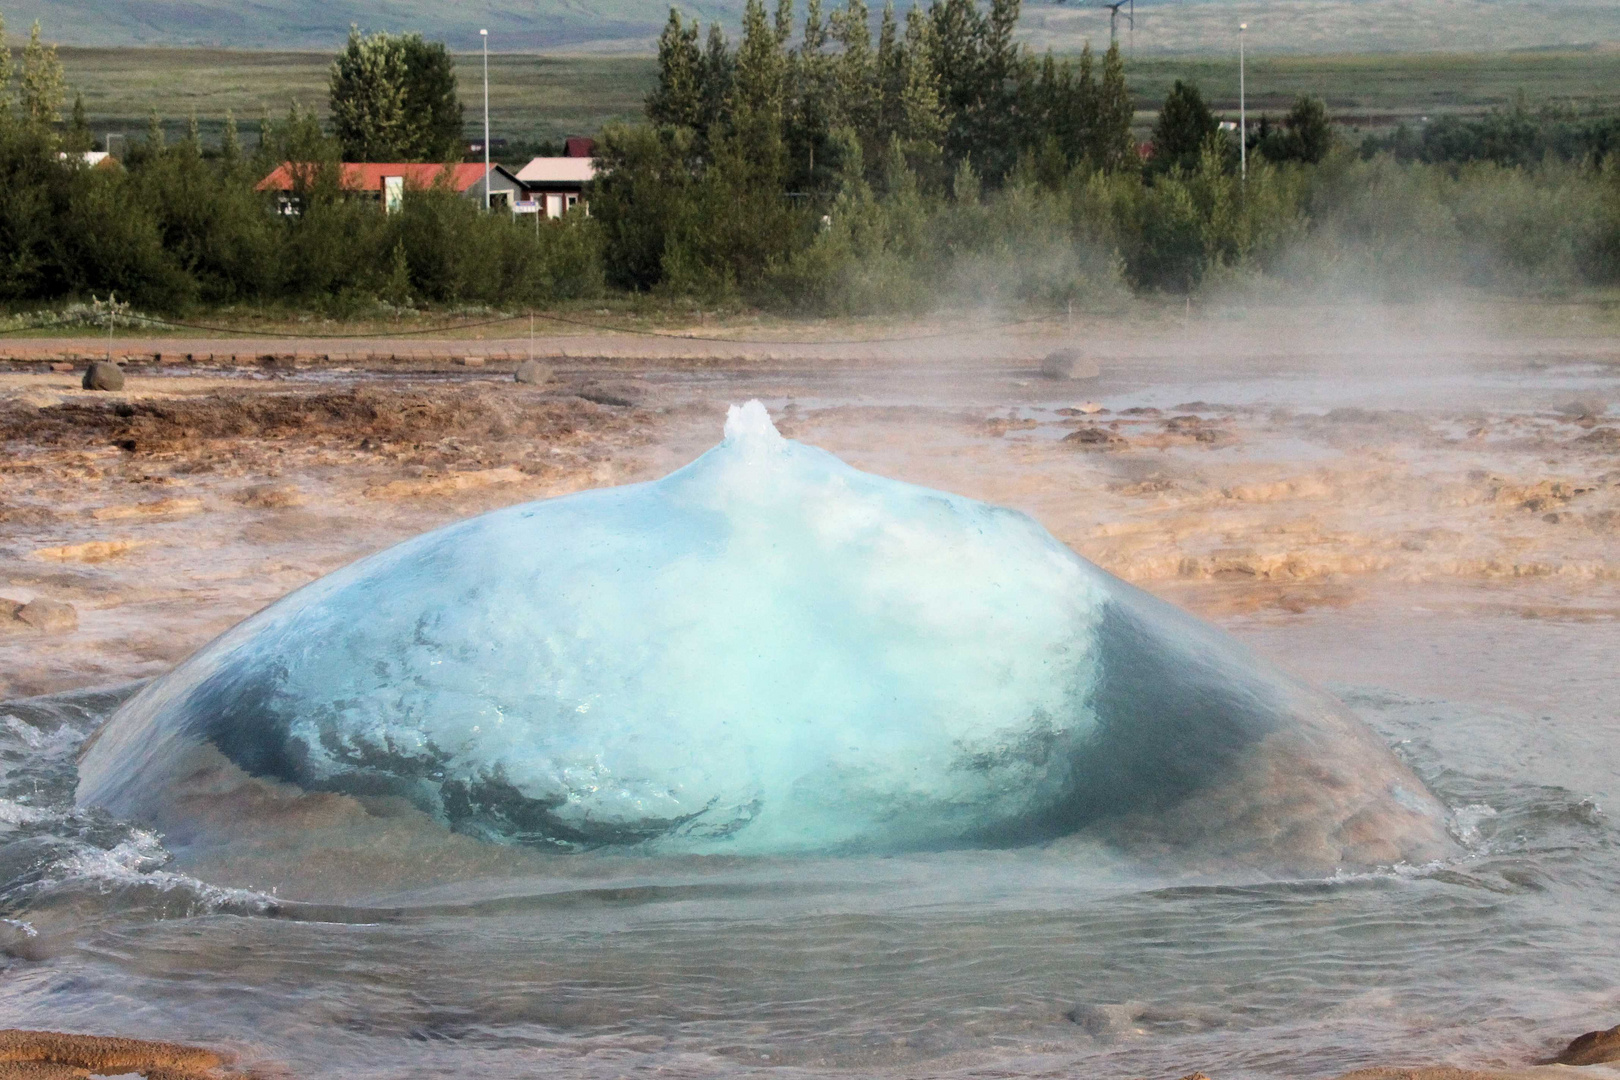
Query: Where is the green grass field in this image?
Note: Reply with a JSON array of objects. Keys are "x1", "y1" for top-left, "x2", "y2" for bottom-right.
[
  {"x1": 1126, "y1": 50, "x2": 1620, "y2": 124},
  {"x1": 53, "y1": 49, "x2": 659, "y2": 153},
  {"x1": 45, "y1": 44, "x2": 1620, "y2": 154}
]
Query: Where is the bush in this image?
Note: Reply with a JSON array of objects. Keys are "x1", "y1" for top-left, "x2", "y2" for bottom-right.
[
  {"x1": 589, "y1": 123, "x2": 696, "y2": 291},
  {"x1": 389, "y1": 186, "x2": 604, "y2": 304}
]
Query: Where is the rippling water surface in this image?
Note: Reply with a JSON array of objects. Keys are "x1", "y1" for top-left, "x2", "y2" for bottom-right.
[{"x1": 2, "y1": 596, "x2": 1617, "y2": 1079}]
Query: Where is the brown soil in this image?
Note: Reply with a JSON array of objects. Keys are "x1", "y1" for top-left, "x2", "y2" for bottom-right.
[
  {"x1": 1, "y1": 385, "x2": 641, "y2": 463},
  {"x1": 0, "y1": 370, "x2": 675, "y2": 697},
  {"x1": 3, "y1": 323, "x2": 1620, "y2": 697}
]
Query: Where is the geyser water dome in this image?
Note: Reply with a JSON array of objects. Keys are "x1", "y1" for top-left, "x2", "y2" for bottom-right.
[{"x1": 77, "y1": 402, "x2": 1453, "y2": 871}]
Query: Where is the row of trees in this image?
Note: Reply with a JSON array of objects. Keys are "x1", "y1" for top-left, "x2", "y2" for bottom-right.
[
  {"x1": 1363, "y1": 99, "x2": 1620, "y2": 168},
  {"x1": 647, "y1": 0, "x2": 1135, "y2": 195},
  {"x1": 597, "y1": 0, "x2": 1139, "y2": 294},
  {"x1": 0, "y1": 76, "x2": 592, "y2": 310},
  {"x1": 593, "y1": 0, "x2": 1357, "y2": 295},
  {"x1": 4, "y1": 4, "x2": 1620, "y2": 315},
  {"x1": 1151, "y1": 79, "x2": 1333, "y2": 173}
]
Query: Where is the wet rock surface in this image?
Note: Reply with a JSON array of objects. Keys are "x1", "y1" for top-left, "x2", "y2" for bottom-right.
[
  {"x1": 1550, "y1": 1023, "x2": 1620, "y2": 1066},
  {"x1": 0, "y1": 1028, "x2": 235, "y2": 1079},
  {"x1": 0, "y1": 373, "x2": 657, "y2": 697},
  {"x1": 80, "y1": 361, "x2": 124, "y2": 391},
  {"x1": 1, "y1": 324, "x2": 1619, "y2": 699},
  {"x1": 514, "y1": 359, "x2": 553, "y2": 384},
  {"x1": 12, "y1": 599, "x2": 77, "y2": 634},
  {"x1": 1041, "y1": 348, "x2": 1102, "y2": 380}
]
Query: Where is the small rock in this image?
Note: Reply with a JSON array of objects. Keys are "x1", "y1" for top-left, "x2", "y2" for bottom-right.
[
  {"x1": 1062, "y1": 424, "x2": 1123, "y2": 448},
  {"x1": 515, "y1": 360, "x2": 553, "y2": 385},
  {"x1": 985, "y1": 416, "x2": 1038, "y2": 436},
  {"x1": 1551, "y1": 1021, "x2": 1620, "y2": 1066},
  {"x1": 237, "y1": 484, "x2": 304, "y2": 509},
  {"x1": 1066, "y1": 1002, "x2": 1145, "y2": 1036},
  {"x1": 1578, "y1": 427, "x2": 1620, "y2": 448},
  {"x1": 1558, "y1": 397, "x2": 1607, "y2": 420},
  {"x1": 15, "y1": 598, "x2": 78, "y2": 634},
  {"x1": 576, "y1": 389, "x2": 635, "y2": 407},
  {"x1": 81, "y1": 361, "x2": 124, "y2": 391},
  {"x1": 1041, "y1": 348, "x2": 1102, "y2": 380}
]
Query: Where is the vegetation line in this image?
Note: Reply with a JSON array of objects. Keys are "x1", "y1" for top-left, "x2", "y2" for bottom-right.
[
  {"x1": 1, "y1": 307, "x2": 1063, "y2": 345},
  {"x1": 0, "y1": 311, "x2": 528, "y2": 339},
  {"x1": 4, "y1": 1, "x2": 1620, "y2": 321}
]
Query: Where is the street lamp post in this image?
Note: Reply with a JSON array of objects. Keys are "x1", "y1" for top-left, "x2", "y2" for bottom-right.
[
  {"x1": 1239, "y1": 22, "x2": 1248, "y2": 182},
  {"x1": 481, "y1": 28, "x2": 491, "y2": 211}
]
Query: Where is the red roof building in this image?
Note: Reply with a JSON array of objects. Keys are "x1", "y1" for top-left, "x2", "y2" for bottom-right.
[{"x1": 256, "y1": 162, "x2": 526, "y2": 212}]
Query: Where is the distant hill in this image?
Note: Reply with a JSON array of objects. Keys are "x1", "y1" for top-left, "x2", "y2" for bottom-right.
[
  {"x1": 4, "y1": 0, "x2": 1620, "y2": 53},
  {"x1": 0, "y1": 0, "x2": 725, "y2": 51}
]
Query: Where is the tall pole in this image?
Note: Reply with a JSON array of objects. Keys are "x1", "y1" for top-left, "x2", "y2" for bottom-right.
[
  {"x1": 1239, "y1": 23, "x2": 1247, "y2": 183},
  {"x1": 481, "y1": 28, "x2": 491, "y2": 211}
]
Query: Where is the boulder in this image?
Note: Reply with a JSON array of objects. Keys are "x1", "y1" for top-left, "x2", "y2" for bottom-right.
[
  {"x1": 1558, "y1": 397, "x2": 1607, "y2": 420},
  {"x1": 1550, "y1": 1022, "x2": 1620, "y2": 1066},
  {"x1": 236, "y1": 484, "x2": 304, "y2": 510},
  {"x1": 576, "y1": 389, "x2": 635, "y2": 407},
  {"x1": 1041, "y1": 348, "x2": 1101, "y2": 380},
  {"x1": 81, "y1": 361, "x2": 124, "y2": 391},
  {"x1": 15, "y1": 598, "x2": 78, "y2": 634},
  {"x1": 1062, "y1": 424, "x2": 1124, "y2": 449},
  {"x1": 1066, "y1": 1002, "x2": 1145, "y2": 1036},
  {"x1": 514, "y1": 360, "x2": 553, "y2": 385}
]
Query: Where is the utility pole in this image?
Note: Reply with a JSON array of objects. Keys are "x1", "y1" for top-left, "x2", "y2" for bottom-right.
[
  {"x1": 1239, "y1": 23, "x2": 1248, "y2": 183},
  {"x1": 481, "y1": 28, "x2": 491, "y2": 211}
]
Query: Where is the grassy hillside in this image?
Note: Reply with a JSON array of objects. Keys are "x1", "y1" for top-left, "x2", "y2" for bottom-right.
[
  {"x1": 3, "y1": 0, "x2": 1620, "y2": 54},
  {"x1": 46, "y1": 45, "x2": 1620, "y2": 153}
]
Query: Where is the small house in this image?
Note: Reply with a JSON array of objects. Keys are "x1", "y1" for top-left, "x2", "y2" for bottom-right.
[
  {"x1": 513, "y1": 156, "x2": 596, "y2": 218},
  {"x1": 255, "y1": 162, "x2": 527, "y2": 214},
  {"x1": 58, "y1": 151, "x2": 120, "y2": 170}
]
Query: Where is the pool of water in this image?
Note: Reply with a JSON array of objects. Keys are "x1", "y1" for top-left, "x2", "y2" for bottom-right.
[{"x1": 2, "y1": 589, "x2": 1616, "y2": 1079}]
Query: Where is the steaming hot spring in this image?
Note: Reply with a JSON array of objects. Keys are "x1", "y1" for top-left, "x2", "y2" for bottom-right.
[{"x1": 76, "y1": 401, "x2": 1454, "y2": 873}]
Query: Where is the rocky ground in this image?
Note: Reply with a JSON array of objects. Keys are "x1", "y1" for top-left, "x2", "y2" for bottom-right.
[{"x1": 1, "y1": 313, "x2": 1618, "y2": 699}]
